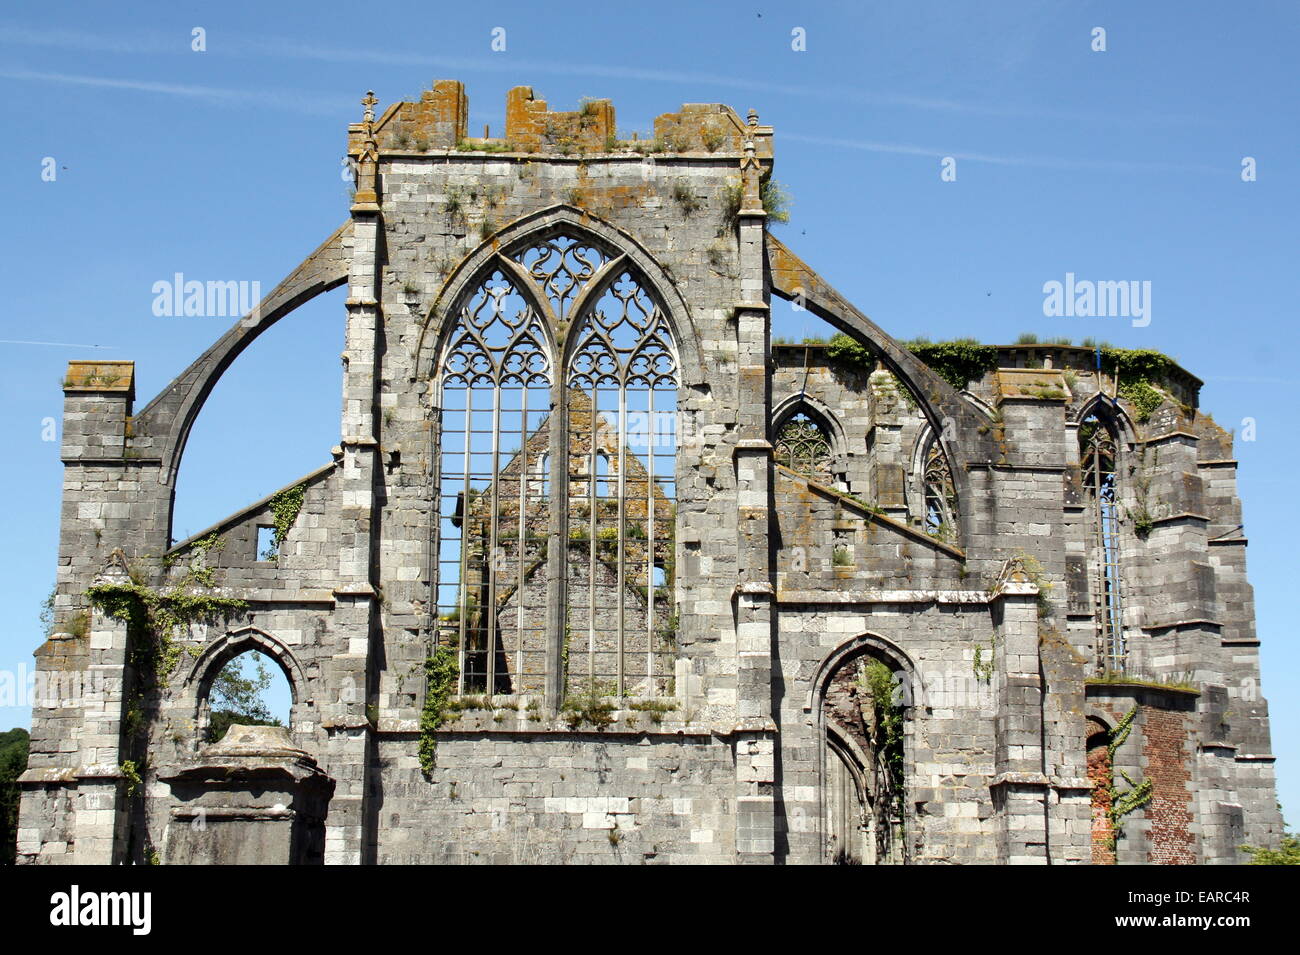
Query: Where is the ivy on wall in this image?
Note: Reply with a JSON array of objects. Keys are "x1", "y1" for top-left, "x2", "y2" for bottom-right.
[
  {"x1": 1106, "y1": 705, "x2": 1154, "y2": 848},
  {"x1": 825, "y1": 335, "x2": 1184, "y2": 411},
  {"x1": 418, "y1": 646, "x2": 459, "y2": 778},
  {"x1": 826, "y1": 334, "x2": 999, "y2": 390},
  {"x1": 267, "y1": 484, "x2": 307, "y2": 556}
]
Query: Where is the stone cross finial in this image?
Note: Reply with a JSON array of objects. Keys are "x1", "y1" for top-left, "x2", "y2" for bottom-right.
[{"x1": 362, "y1": 90, "x2": 378, "y2": 123}]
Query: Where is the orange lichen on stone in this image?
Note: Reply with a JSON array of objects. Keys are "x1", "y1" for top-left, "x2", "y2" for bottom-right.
[
  {"x1": 505, "y1": 86, "x2": 614, "y2": 152},
  {"x1": 994, "y1": 368, "x2": 1069, "y2": 402},
  {"x1": 653, "y1": 104, "x2": 756, "y2": 155},
  {"x1": 64, "y1": 360, "x2": 135, "y2": 395},
  {"x1": 349, "y1": 82, "x2": 771, "y2": 158},
  {"x1": 356, "y1": 80, "x2": 468, "y2": 154}
]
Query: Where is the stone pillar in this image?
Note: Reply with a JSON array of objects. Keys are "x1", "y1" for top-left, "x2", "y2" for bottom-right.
[
  {"x1": 989, "y1": 562, "x2": 1050, "y2": 864},
  {"x1": 730, "y1": 120, "x2": 777, "y2": 863},
  {"x1": 319, "y1": 128, "x2": 384, "y2": 864}
]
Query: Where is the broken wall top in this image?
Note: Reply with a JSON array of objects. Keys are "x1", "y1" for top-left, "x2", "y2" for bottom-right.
[{"x1": 348, "y1": 80, "x2": 774, "y2": 160}]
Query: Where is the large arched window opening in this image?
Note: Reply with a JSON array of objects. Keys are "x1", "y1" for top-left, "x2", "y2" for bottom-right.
[
  {"x1": 1080, "y1": 411, "x2": 1125, "y2": 672},
  {"x1": 433, "y1": 233, "x2": 679, "y2": 701},
  {"x1": 435, "y1": 267, "x2": 552, "y2": 696}
]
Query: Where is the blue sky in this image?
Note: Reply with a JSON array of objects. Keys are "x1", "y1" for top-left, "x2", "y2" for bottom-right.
[{"x1": 1, "y1": 1, "x2": 1297, "y2": 820}]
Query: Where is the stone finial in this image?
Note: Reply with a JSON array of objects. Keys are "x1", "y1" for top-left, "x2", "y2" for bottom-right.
[
  {"x1": 747, "y1": 108, "x2": 759, "y2": 127},
  {"x1": 361, "y1": 90, "x2": 378, "y2": 124}
]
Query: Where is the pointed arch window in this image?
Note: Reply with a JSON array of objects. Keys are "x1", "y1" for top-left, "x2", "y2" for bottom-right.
[
  {"x1": 435, "y1": 268, "x2": 552, "y2": 696},
  {"x1": 433, "y1": 234, "x2": 679, "y2": 702},
  {"x1": 1080, "y1": 412, "x2": 1125, "y2": 671},
  {"x1": 566, "y1": 270, "x2": 679, "y2": 698},
  {"x1": 922, "y1": 440, "x2": 958, "y2": 541},
  {"x1": 910, "y1": 427, "x2": 958, "y2": 543},
  {"x1": 775, "y1": 413, "x2": 833, "y2": 483}
]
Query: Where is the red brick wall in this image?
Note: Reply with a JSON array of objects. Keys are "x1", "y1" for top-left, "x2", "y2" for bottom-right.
[
  {"x1": 1142, "y1": 706, "x2": 1196, "y2": 864},
  {"x1": 1086, "y1": 692, "x2": 1198, "y2": 865}
]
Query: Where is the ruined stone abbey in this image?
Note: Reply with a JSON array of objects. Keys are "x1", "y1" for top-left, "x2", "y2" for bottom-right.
[{"x1": 19, "y1": 81, "x2": 1281, "y2": 864}]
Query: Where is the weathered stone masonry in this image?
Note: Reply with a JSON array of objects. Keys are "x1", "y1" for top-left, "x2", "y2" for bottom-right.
[{"x1": 18, "y1": 81, "x2": 1282, "y2": 864}]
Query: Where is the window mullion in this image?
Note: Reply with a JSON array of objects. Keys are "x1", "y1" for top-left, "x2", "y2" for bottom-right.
[
  {"x1": 486, "y1": 385, "x2": 502, "y2": 697},
  {"x1": 516, "y1": 385, "x2": 528, "y2": 691},
  {"x1": 588, "y1": 390, "x2": 597, "y2": 688},
  {"x1": 645, "y1": 384, "x2": 656, "y2": 698},
  {"x1": 616, "y1": 384, "x2": 627, "y2": 698},
  {"x1": 457, "y1": 398, "x2": 471, "y2": 696}
]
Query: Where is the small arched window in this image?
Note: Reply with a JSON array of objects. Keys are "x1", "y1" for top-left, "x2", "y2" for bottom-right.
[
  {"x1": 922, "y1": 440, "x2": 957, "y2": 541},
  {"x1": 201, "y1": 648, "x2": 291, "y2": 743},
  {"x1": 775, "y1": 412, "x2": 833, "y2": 483}
]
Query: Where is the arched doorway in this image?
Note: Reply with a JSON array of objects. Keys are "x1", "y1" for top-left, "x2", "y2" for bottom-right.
[
  {"x1": 1086, "y1": 716, "x2": 1116, "y2": 864},
  {"x1": 817, "y1": 638, "x2": 913, "y2": 865}
]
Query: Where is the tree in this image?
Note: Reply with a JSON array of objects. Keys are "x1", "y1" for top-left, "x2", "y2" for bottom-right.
[
  {"x1": 1241, "y1": 834, "x2": 1300, "y2": 865},
  {"x1": 206, "y1": 654, "x2": 283, "y2": 742},
  {"x1": 1241, "y1": 805, "x2": 1299, "y2": 864},
  {"x1": 0, "y1": 728, "x2": 31, "y2": 865}
]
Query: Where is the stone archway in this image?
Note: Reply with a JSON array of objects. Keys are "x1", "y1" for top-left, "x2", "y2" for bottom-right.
[
  {"x1": 1086, "y1": 716, "x2": 1116, "y2": 864},
  {"x1": 814, "y1": 635, "x2": 915, "y2": 865}
]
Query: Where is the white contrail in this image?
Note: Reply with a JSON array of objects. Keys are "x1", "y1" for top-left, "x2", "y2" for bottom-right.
[
  {"x1": 0, "y1": 339, "x2": 115, "y2": 349},
  {"x1": 781, "y1": 132, "x2": 1221, "y2": 175},
  {"x1": 0, "y1": 66, "x2": 345, "y2": 115}
]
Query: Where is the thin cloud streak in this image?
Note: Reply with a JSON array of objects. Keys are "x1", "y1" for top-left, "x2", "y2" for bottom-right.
[
  {"x1": 782, "y1": 132, "x2": 1221, "y2": 175},
  {"x1": 0, "y1": 340, "x2": 116, "y2": 349},
  {"x1": 0, "y1": 23, "x2": 1203, "y2": 126},
  {"x1": 0, "y1": 67, "x2": 346, "y2": 115}
]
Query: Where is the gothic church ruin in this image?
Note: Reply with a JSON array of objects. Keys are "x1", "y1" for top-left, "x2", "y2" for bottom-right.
[{"x1": 19, "y1": 82, "x2": 1281, "y2": 864}]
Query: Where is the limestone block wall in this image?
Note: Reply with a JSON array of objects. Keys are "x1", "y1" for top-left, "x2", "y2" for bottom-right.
[{"x1": 371, "y1": 734, "x2": 736, "y2": 864}]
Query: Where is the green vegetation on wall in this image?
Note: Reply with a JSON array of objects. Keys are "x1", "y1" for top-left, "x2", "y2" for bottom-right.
[
  {"x1": 857, "y1": 660, "x2": 905, "y2": 812},
  {"x1": 826, "y1": 333, "x2": 999, "y2": 390},
  {"x1": 1106, "y1": 705, "x2": 1154, "y2": 848},
  {"x1": 824, "y1": 335, "x2": 1184, "y2": 407},
  {"x1": 267, "y1": 483, "x2": 307, "y2": 558},
  {"x1": 418, "y1": 646, "x2": 459, "y2": 778}
]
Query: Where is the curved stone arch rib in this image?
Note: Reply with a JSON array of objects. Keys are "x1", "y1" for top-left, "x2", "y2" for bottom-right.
[
  {"x1": 181, "y1": 626, "x2": 309, "y2": 709},
  {"x1": 804, "y1": 631, "x2": 925, "y2": 716},
  {"x1": 765, "y1": 234, "x2": 989, "y2": 480},
  {"x1": 1085, "y1": 712, "x2": 1114, "y2": 739},
  {"x1": 133, "y1": 222, "x2": 353, "y2": 488},
  {"x1": 416, "y1": 205, "x2": 701, "y2": 386}
]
